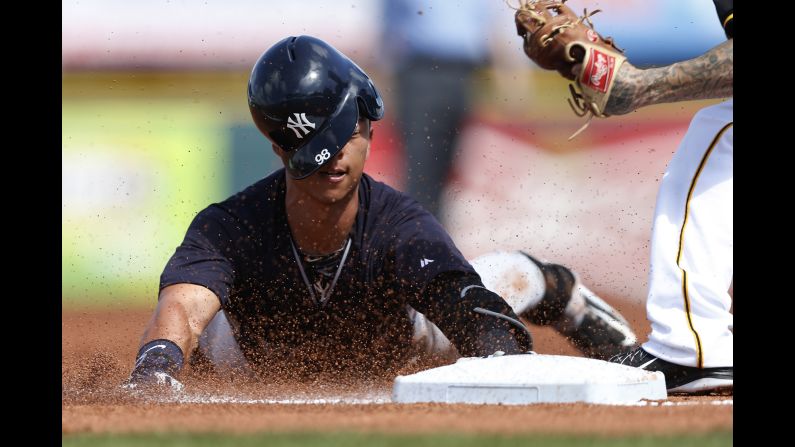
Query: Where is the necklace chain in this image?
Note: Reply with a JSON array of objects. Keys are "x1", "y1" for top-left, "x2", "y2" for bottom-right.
[{"x1": 290, "y1": 236, "x2": 352, "y2": 306}]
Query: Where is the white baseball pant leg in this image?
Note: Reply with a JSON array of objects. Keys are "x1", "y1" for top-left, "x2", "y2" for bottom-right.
[
  {"x1": 641, "y1": 99, "x2": 733, "y2": 368},
  {"x1": 199, "y1": 309, "x2": 460, "y2": 374},
  {"x1": 197, "y1": 310, "x2": 256, "y2": 378}
]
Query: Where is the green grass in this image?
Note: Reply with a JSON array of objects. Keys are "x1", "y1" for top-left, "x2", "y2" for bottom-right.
[{"x1": 63, "y1": 431, "x2": 732, "y2": 447}]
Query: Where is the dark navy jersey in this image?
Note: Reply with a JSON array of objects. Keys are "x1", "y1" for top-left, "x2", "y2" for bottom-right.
[
  {"x1": 160, "y1": 169, "x2": 478, "y2": 373},
  {"x1": 713, "y1": 0, "x2": 733, "y2": 39}
]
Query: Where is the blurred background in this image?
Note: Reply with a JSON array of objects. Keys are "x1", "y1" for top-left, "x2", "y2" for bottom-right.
[{"x1": 62, "y1": 0, "x2": 728, "y2": 310}]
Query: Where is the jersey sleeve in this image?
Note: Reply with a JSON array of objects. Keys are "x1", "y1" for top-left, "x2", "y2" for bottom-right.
[
  {"x1": 712, "y1": 0, "x2": 733, "y2": 39},
  {"x1": 159, "y1": 205, "x2": 239, "y2": 305},
  {"x1": 385, "y1": 200, "x2": 477, "y2": 295}
]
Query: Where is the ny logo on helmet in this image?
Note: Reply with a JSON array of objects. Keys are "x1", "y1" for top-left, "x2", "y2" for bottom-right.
[{"x1": 286, "y1": 113, "x2": 316, "y2": 138}]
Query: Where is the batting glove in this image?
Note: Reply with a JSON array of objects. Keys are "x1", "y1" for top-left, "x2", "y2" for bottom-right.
[{"x1": 123, "y1": 339, "x2": 185, "y2": 394}]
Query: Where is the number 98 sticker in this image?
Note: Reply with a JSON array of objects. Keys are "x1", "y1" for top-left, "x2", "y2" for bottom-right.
[{"x1": 315, "y1": 149, "x2": 331, "y2": 165}]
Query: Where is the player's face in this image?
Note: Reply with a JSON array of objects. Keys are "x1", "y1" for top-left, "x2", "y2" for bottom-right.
[{"x1": 285, "y1": 117, "x2": 372, "y2": 204}]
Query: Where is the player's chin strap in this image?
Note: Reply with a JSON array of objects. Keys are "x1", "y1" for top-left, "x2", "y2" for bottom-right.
[{"x1": 473, "y1": 307, "x2": 534, "y2": 352}]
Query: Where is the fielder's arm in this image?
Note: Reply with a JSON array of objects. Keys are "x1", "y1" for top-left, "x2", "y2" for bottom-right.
[{"x1": 604, "y1": 39, "x2": 733, "y2": 115}]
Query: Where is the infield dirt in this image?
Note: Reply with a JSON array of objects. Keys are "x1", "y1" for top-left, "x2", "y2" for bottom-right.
[{"x1": 62, "y1": 303, "x2": 732, "y2": 435}]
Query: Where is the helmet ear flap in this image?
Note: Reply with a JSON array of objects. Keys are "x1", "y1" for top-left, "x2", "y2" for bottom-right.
[
  {"x1": 355, "y1": 97, "x2": 369, "y2": 122},
  {"x1": 357, "y1": 79, "x2": 385, "y2": 121}
]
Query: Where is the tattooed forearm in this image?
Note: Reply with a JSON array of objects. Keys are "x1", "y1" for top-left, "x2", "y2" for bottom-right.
[{"x1": 605, "y1": 39, "x2": 733, "y2": 115}]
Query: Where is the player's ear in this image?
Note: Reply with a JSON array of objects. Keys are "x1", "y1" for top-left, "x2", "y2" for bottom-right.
[
  {"x1": 365, "y1": 120, "x2": 373, "y2": 160},
  {"x1": 272, "y1": 144, "x2": 289, "y2": 163}
]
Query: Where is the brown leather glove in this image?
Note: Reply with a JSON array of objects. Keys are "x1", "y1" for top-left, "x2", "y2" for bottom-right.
[{"x1": 514, "y1": 0, "x2": 627, "y2": 138}]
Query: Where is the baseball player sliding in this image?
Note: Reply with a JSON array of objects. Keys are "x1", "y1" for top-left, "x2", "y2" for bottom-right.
[
  {"x1": 124, "y1": 35, "x2": 636, "y2": 392},
  {"x1": 514, "y1": 0, "x2": 733, "y2": 393}
]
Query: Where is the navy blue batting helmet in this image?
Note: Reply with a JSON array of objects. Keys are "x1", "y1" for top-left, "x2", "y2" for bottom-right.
[{"x1": 248, "y1": 35, "x2": 385, "y2": 179}]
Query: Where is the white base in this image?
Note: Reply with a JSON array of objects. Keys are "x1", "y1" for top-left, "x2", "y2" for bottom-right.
[{"x1": 393, "y1": 354, "x2": 667, "y2": 405}]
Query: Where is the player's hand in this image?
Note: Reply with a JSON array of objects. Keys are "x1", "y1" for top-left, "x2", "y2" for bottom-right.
[
  {"x1": 122, "y1": 371, "x2": 184, "y2": 394},
  {"x1": 124, "y1": 339, "x2": 185, "y2": 395}
]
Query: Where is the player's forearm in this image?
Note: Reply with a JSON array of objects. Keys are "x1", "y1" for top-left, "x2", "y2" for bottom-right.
[
  {"x1": 127, "y1": 286, "x2": 219, "y2": 388},
  {"x1": 138, "y1": 283, "x2": 222, "y2": 361},
  {"x1": 606, "y1": 39, "x2": 733, "y2": 115},
  {"x1": 139, "y1": 299, "x2": 198, "y2": 360},
  {"x1": 127, "y1": 301, "x2": 194, "y2": 389}
]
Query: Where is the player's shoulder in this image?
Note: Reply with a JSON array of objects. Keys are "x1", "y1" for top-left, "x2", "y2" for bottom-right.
[
  {"x1": 361, "y1": 173, "x2": 428, "y2": 222},
  {"x1": 359, "y1": 173, "x2": 451, "y2": 248},
  {"x1": 195, "y1": 169, "x2": 285, "y2": 228},
  {"x1": 361, "y1": 173, "x2": 405, "y2": 202},
  {"x1": 692, "y1": 98, "x2": 733, "y2": 125}
]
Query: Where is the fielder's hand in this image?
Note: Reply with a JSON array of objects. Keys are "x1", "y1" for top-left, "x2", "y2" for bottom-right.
[{"x1": 513, "y1": 0, "x2": 627, "y2": 139}]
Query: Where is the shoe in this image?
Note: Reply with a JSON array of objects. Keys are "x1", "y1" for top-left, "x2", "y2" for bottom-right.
[
  {"x1": 563, "y1": 285, "x2": 638, "y2": 360},
  {"x1": 519, "y1": 252, "x2": 637, "y2": 360},
  {"x1": 609, "y1": 346, "x2": 733, "y2": 393}
]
